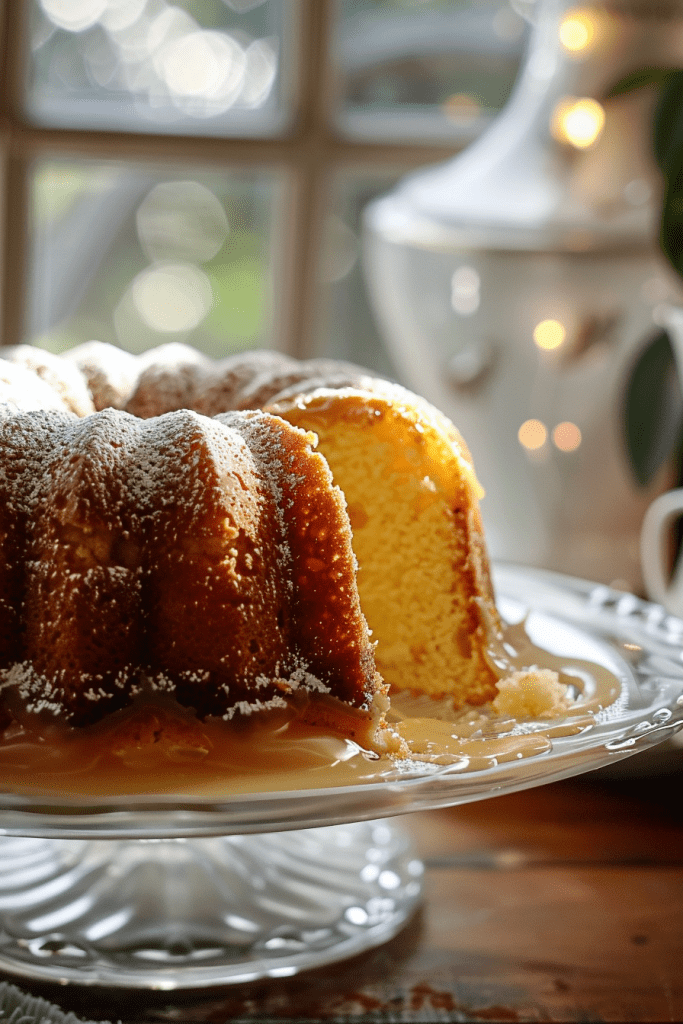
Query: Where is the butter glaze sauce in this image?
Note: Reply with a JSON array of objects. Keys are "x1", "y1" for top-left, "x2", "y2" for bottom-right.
[{"x1": 0, "y1": 620, "x2": 623, "y2": 799}]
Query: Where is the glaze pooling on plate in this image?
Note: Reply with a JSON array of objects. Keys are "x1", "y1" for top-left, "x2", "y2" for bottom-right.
[{"x1": 0, "y1": 565, "x2": 681, "y2": 831}]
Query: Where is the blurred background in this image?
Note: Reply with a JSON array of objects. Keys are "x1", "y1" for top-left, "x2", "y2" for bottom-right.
[
  {"x1": 2, "y1": 0, "x2": 683, "y2": 596},
  {"x1": 1, "y1": 0, "x2": 528, "y2": 364}
]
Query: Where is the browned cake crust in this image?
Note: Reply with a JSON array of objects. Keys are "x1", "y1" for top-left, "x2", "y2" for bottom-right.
[
  {"x1": 214, "y1": 412, "x2": 378, "y2": 709},
  {"x1": 0, "y1": 402, "x2": 379, "y2": 730}
]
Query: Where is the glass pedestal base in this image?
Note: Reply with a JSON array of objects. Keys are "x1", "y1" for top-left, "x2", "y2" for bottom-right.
[{"x1": 0, "y1": 821, "x2": 422, "y2": 990}]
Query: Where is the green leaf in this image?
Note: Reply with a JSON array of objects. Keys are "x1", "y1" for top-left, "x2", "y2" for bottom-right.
[
  {"x1": 623, "y1": 328, "x2": 683, "y2": 486},
  {"x1": 654, "y1": 71, "x2": 683, "y2": 279},
  {"x1": 611, "y1": 70, "x2": 683, "y2": 484},
  {"x1": 653, "y1": 70, "x2": 683, "y2": 176},
  {"x1": 660, "y1": 181, "x2": 683, "y2": 279},
  {"x1": 606, "y1": 67, "x2": 673, "y2": 100}
]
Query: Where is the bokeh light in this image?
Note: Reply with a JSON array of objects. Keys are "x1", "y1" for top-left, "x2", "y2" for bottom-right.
[
  {"x1": 551, "y1": 97, "x2": 605, "y2": 149},
  {"x1": 442, "y1": 94, "x2": 482, "y2": 123},
  {"x1": 552, "y1": 421, "x2": 582, "y2": 451},
  {"x1": 99, "y1": 0, "x2": 148, "y2": 33},
  {"x1": 132, "y1": 262, "x2": 213, "y2": 332},
  {"x1": 37, "y1": 0, "x2": 279, "y2": 121},
  {"x1": 518, "y1": 419, "x2": 548, "y2": 451},
  {"x1": 159, "y1": 31, "x2": 247, "y2": 115},
  {"x1": 41, "y1": 0, "x2": 108, "y2": 33},
  {"x1": 240, "y1": 40, "x2": 278, "y2": 108},
  {"x1": 451, "y1": 266, "x2": 481, "y2": 316},
  {"x1": 533, "y1": 318, "x2": 565, "y2": 350},
  {"x1": 136, "y1": 181, "x2": 229, "y2": 263},
  {"x1": 559, "y1": 9, "x2": 596, "y2": 52}
]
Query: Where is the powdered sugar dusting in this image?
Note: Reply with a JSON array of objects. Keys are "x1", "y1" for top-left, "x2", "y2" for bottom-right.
[
  {"x1": 222, "y1": 695, "x2": 289, "y2": 719},
  {"x1": 64, "y1": 340, "x2": 138, "y2": 411},
  {"x1": 1, "y1": 345, "x2": 95, "y2": 417},
  {"x1": 2, "y1": 662, "x2": 66, "y2": 717},
  {"x1": 0, "y1": 343, "x2": 384, "y2": 733}
]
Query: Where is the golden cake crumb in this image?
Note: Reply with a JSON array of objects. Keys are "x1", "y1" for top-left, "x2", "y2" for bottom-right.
[{"x1": 492, "y1": 669, "x2": 571, "y2": 720}]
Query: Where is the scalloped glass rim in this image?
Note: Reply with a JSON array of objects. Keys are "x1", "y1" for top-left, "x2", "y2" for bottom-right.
[{"x1": 1, "y1": 562, "x2": 682, "y2": 839}]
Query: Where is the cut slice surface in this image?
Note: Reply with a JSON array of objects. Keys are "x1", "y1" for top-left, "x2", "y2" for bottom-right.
[{"x1": 271, "y1": 387, "x2": 501, "y2": 707}]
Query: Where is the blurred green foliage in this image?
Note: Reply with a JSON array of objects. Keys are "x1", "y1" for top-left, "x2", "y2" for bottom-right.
[{"x1": 620, "y1": 70, "x2": 683, "y2": 487}]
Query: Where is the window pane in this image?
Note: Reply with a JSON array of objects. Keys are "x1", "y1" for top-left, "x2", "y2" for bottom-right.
[
  {"x1": 27, "y1": 159, "x2": 280, "y2": 358},
  {"x1": 25, "y1": 0, "x2": 296, "y2": 136},
  {"x1": 316, "y1": 172, "x2": 403, "y2": 378},
  {"x1": 334, "y1": 0, "x2": 529, "y2": 143}
]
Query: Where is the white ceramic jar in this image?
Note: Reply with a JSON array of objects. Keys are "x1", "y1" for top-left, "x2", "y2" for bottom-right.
[{"x1": 363, "y1": 0, "x2": 683, "y2": 590}]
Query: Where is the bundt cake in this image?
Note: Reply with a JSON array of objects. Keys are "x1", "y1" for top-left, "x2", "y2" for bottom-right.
[{"x1": 0, "y1": 341, "x2": 501, "y2": 755}]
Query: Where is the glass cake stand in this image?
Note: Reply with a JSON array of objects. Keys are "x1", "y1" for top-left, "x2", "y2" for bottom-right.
[{"x1": 0, "y1": 563, "x2": 681, "y2": 990}]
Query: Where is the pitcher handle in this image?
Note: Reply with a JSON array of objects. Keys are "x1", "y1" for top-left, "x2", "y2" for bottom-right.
[{"x1": 640, "y1": 488, "x2": 683, "y2": 608}]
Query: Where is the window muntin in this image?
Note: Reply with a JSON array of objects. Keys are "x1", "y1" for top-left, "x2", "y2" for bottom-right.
[{"x1": 317, "y1": 170, "x2": 402, "y2": 378}]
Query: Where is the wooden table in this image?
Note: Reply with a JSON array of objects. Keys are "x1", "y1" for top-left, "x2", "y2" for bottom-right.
[{"x1": 6, "y1": 751, "x2": 683, "y2": 1024}]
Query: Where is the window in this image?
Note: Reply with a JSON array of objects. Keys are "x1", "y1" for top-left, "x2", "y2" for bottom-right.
[{"x1": 0, "y1": 0, "x2": 527, "y2": 372}]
